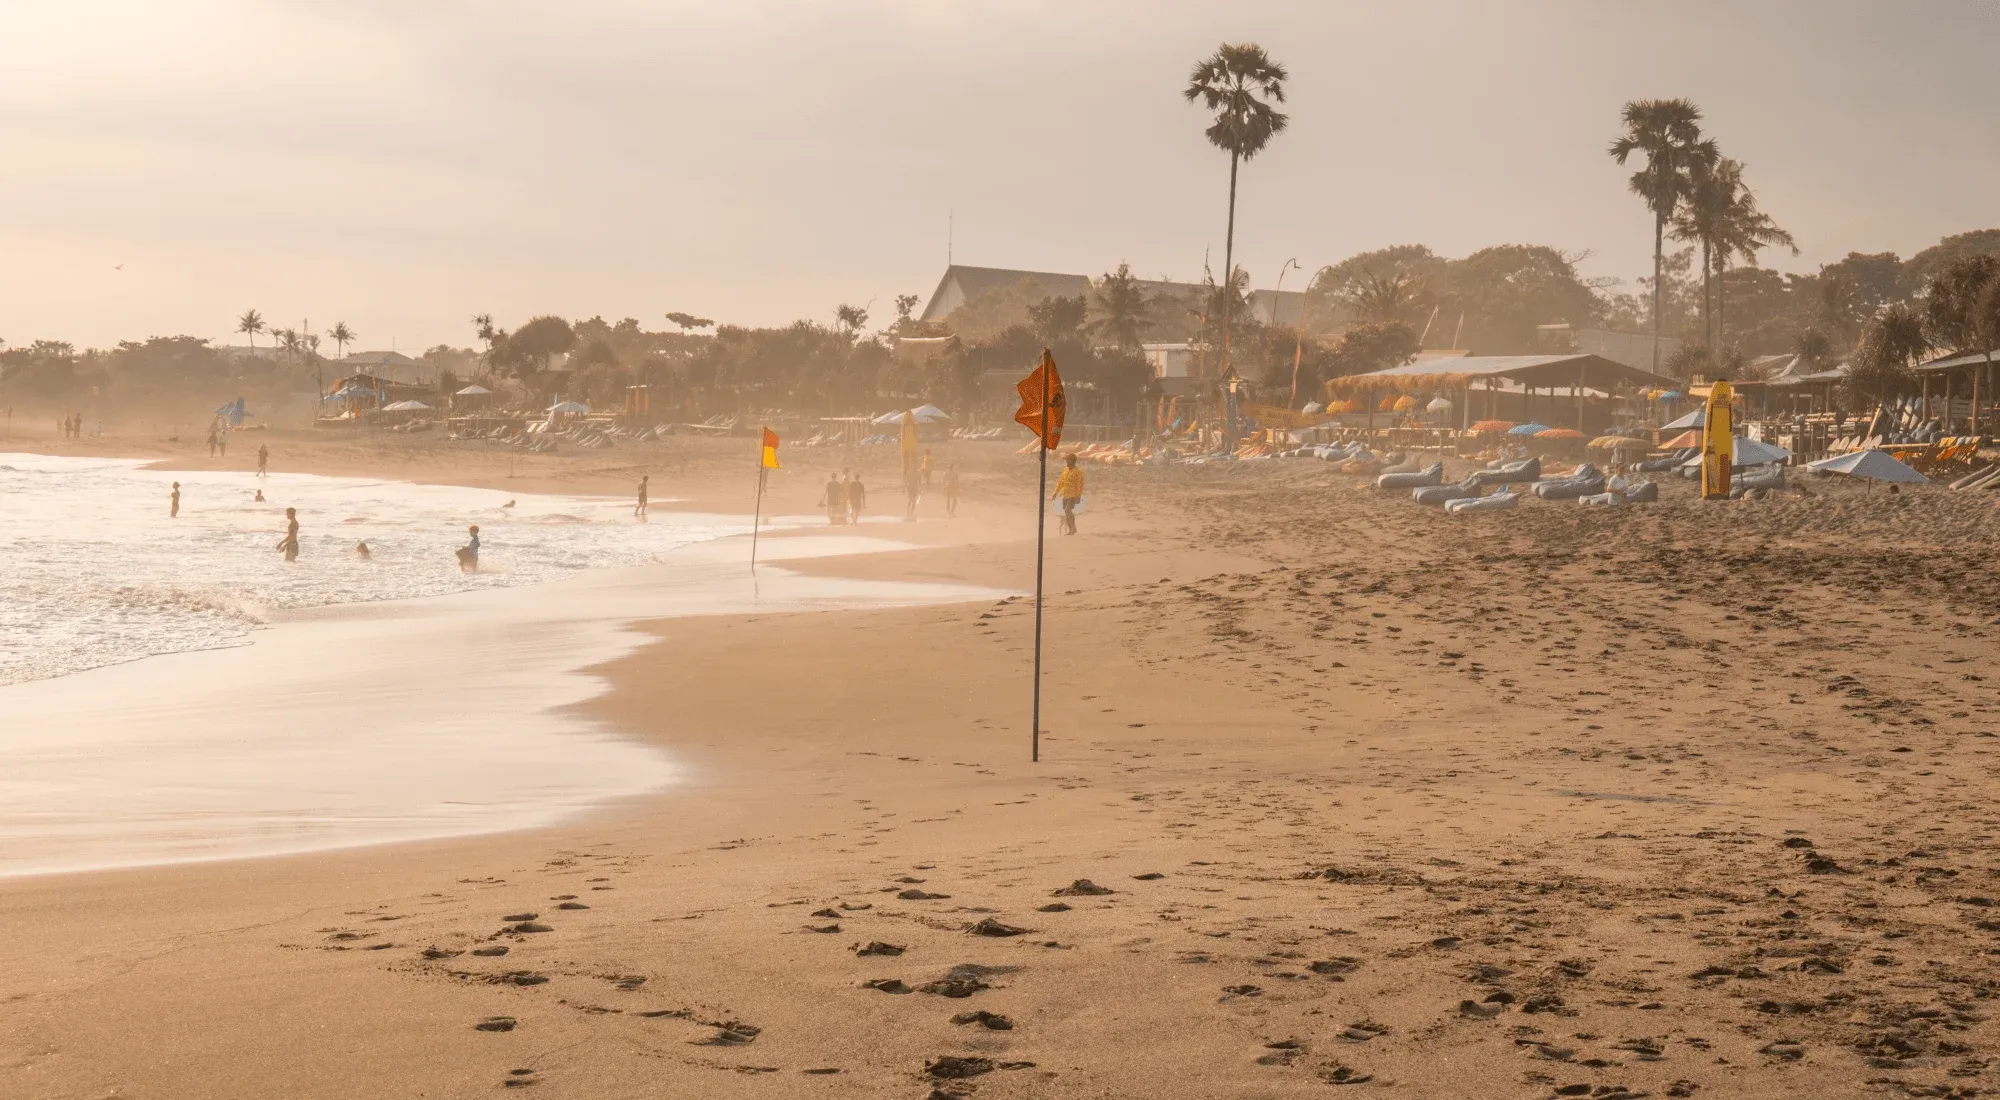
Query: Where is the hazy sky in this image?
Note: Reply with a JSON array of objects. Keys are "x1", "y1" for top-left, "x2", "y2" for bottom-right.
[{"x1": 3, "y1": 0, "x2": 1995, "y2": 351}]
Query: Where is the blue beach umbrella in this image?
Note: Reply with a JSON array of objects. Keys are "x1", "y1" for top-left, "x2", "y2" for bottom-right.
[{"x1": 1507, "y1": 422, "x2": 1552, "y2": 436}]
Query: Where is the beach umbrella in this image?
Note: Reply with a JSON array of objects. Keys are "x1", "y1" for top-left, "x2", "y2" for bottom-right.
[
  {"x1": 1426, "y1": 396, "x2": 1453, "y2": 411},
  {"x1": 1677, "y1": 436, "x2": 1794, "y2": 470},
  {"x1": 548, "y1": 400, "x2": 590, "y2": 414},
  {"x1": 1808, "y1": 449, "x2": 1928, "y2": 484},
  {"x1": 382, "y1": 399, "x2": 431, "y2": 412},
  {"x1": 1300, "y1": 400, "x2": 1324, "y2": 414},
  {"x1": 1662, "y1": 429, "x2": 1703, "y2": 450},
  {"x1": 1470, "y1": 420, "x2": 1515, "y2": 433},
  {"x1": 455, "y1": 384, "x2": 492, "y2": 396},
  {"x1": 1535, "y1": 428, "x2": 1587, "y2": 441},
  {"x1": 1661, "y1": 407, "x2": 1705, "y2": 431},
  {"x1": 1590, "y1": 435, "x2": 1649, "y2": 451},
  {"x1": 1660, "y1": 391, "x2": 1684, "y2": 401},
  {"x1": 1507, "y1": 422, "x2": 1552, "y2": 436},
  {"x1": 1393, "y1": 395, "x2": 1419, "y2": 412},
  {"x1": 908, "y1": 403, "x2": 953, "y2": 424}
]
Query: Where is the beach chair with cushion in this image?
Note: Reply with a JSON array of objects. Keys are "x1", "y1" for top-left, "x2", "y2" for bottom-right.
[
  {"x1": 1413, "y1": 477, "x2": 1483, "y2": 506},
  {"x1": 1376, "y1": 462, "x2": 1445, "y2": 490},
  {"x1": 1532, "y1": 464, "x2": 1605, "y2": 500},
  {"x1": 1446, "y1": 490, "x2": 1519, "y2": 514},
  {"x1": 1467, "y1": 456, "x2": 1540, "y2": 486}
]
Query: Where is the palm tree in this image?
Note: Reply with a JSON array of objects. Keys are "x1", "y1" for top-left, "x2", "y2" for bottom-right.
[
  {"x1": 1847, "y1": 302, "x2": 1929, "y2": 407},
  {"x1": 328, "y1": 321, "x2": 356, "y2": 359},
  {"x1": 1609, "y1": 99, "x2": 1715, "y2": 374},
  {"x1": 236, "y1": 308, "x2": 266, "y2": 356},
  {"x1": 1089, "y1": 263, "x2": 1153, "y2": 351},
  {"x1": 1350, "y1": 271, "x2": 1426, "y2": 325},
  {"x1": 1710, "y1": 175, "x2": 1795, "y2": 350},
  {"x1": 1184, "y1": 42, "x2": 1288, "y2": 380}
]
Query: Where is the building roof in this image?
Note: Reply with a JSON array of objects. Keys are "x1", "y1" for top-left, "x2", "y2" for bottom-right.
[
  {"x1": 918, "y1": 263, "x2": 1305, "y2": 328},
  {"x1": 1326, "y1": 354, "x2": 1677, "y2": 394},
  {"x1": 1915, "y1": 347, "x2": 2000, "y2": 372},
  {"x1": 339, "y1": 350, "x2": 422, "y2": 367}
]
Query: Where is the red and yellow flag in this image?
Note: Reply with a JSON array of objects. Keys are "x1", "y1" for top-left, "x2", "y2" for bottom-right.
[
  {"x1": 761, "y1": 427, "x2": 780, "y2": 469},
  {"x1": 1014, "y1": 349, "x2": 1065, "y2": 450}
]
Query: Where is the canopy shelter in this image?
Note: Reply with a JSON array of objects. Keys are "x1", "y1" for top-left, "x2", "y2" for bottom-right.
[
  {"x1": 1661, "y1": 407, "x2": 1705, "y2": 431},
  {"x1": 1911, "y1": 348, "x2": 1999, "y2": 434},
  {"x1": 872, "y1": 404, "x2": 953, "y2": 427},
  {"x1": 1677, "y1": 436, "x2": 1792, "y2": 471},
  {"x1": 455, "y1": 384, "x2": 493, "y2": 396},
  {"x1": 1808, "y1": 449, "x2": 1928, "y2": 485},
  {"x1": 1325, "y1": 354, "x2": 1677, "y2": 433},
  {"x1": 381, "y1": 400, "x2": 431, "y2": 412}
]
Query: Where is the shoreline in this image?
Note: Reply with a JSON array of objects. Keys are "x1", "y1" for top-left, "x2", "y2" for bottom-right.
[{"x1": 11, "y1": 431, "x2": 2000, "y2": 1096}]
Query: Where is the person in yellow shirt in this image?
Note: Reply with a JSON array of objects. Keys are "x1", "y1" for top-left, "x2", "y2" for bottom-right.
[{"x1": 1052, "y1": 453, "x2": 1084, "y2": 535}]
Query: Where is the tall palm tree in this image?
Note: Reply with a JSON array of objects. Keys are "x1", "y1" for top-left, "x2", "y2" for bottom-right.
[
  {"x1": 1089, "y1": 262, "x2": 1154, "y2": 351},
  {"x1": 328, "y1": 321, "x2": 356, "y2": 359},
  {"x1": 236, "y1": 308, "x2": 266, "y2": 356},
  {"x1": 1350, "y1": 271, "x2": 1426, "y2": 325},
  {"x1": 1609, "y1": 99, "x2": 1715, "y2": 374},
  {"x1": 1184, "y1": 42, "x2": 1288, "y2": 380},
  {"x1": 1847, "y1": 302, "x2": 1929, "y2": 407},
  {"x1": 1710, "y1": 175, "x2": 1795, "y2": 350}
]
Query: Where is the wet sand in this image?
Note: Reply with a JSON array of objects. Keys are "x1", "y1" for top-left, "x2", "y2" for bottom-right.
[{"x1": 6, "y1": 429, "x2": 2000, "y2": 1098}]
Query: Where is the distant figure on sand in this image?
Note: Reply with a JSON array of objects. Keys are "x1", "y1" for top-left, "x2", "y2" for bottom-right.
[
  {"x1": 256, "y1": 444, "x2": 268, "y2": 477},
  {"x1": 216, "y1": 429, "x2": 227, "y2": 458},
  {"x1": 1053, "y1": 453, "x2": 1084, "y2": 535},
  {"x1": 355, "y1": 540, "x2": 371, "y2": 560},
  {"x1": 903, "y1": 468, "x2": 920, "y2": 521},
  {"x1": 848, "y1": 474, "x2": 867, "y2": 524},
  {"x1": 635, "y1": 475, "x2": 649, "y2": 518},
  {"x1": 169, "y1": 481, "x2": 181, "y2": 518},
  {"x1": 456, "y1": 525, "x2": 480, "y2": 572},
  {"x1": 944, "y1": 463, "x2": 960, "y2": 519},
  {"x1": 206, "y1": 428, "x2": 218, "y2": 457},
  {"x1": 921, "y1": 448, "x2": 935, "y2": 488},
  {"x1": 822, "y1": 473, "x2": 846, "y2": 526},
  {"x1": 277, "y1": 508, "x2": 300, "y2": 561}
]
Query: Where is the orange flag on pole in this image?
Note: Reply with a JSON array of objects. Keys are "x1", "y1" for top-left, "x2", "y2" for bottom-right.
[
  {"x1": 761, "y1": 426, "x2": 780, "y2": 469},
  {"x1": 1014, "y1": 350, "x2": 1065, "y2": 449}
]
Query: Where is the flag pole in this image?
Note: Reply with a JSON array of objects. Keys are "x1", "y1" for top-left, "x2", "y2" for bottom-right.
[
  {"x1": 750, "y1": 461, "x2": 766, "y2": 573},
  {"x1": 1032, "y1": 359, "x2": 1050, "y2": 764}
]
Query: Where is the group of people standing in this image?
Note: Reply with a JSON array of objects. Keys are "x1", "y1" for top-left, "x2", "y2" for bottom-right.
[
  {"x1": 821, "y1": 470, "x2": 869, "y2": 525},
  {"x1": 58, "y1": 412, "x2": 87, "y2": 439}
]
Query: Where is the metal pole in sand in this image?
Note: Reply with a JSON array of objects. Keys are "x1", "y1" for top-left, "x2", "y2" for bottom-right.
[
  {"x1": 1032, "y1": 367, "x2": 1049, "y2": 764},
  {"x1": 750, "y1": 464, "x2": 766, "y2": 572}
]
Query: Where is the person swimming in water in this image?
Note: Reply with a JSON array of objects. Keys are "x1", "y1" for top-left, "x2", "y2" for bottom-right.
[
  {"x1": 455, "y1": 524, "x2": 480, "y2": 572},
  {"x1": 355, "y1": 540, "x2": 371, "y2": 560},
  {"x1": 170, "y1": 481, "x2": 181, "y2": 518},
  {"x1": 277, "y1": 507, "x2": 300, "y2": 562},
  {"x1": 253, "y1": 488, "x2": 265, "y2": 502}
]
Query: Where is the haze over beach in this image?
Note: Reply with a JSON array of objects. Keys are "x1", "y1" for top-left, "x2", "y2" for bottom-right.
[{"x1": 11, "y1": 3, "x2": 2000, "y2": 1099}]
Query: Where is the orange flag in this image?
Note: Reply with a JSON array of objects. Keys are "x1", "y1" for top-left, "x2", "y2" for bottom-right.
[
  {"x1": 1014, "y1": 349, "x2": 1065, "y2": 449},
  {"x1": 761, "y1": 427, "x2": 780, "y2": 469}
]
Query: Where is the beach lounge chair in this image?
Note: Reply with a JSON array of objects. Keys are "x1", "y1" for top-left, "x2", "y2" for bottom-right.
[
  {"x1": 1377, "y1": 462, "x2": 1445, "y2": 490},
  {"x1": 1467, "y1": 456, "x2": 1540, "y2": 486},
  {"x1": 1532, "y1": 464, "x2": 1605, "y2": 500},
  {"x1": 1447, "y1": 490, "x2": 1519, "y2": 514},
  {"x1": 1413, "y1": 477, "x2": 1483, "y2": 506}
]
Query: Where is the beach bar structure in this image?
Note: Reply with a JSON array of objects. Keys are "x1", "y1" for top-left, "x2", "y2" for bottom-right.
[
  {"x1": 1326, "y1": 354, "x2": 1677, "y2": 434},
  {"x1": 1914, "y1": 348, "x2": 1999, "y2": 434}
]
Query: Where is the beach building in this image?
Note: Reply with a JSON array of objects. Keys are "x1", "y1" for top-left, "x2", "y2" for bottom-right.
[
  {"x1": 918, "y1": 263, "x2": 1307, "y2": 344},
  {"x1": 1327, "y1": 353, "x2": 1677, "y2": 434},
  {"x1": 336, "y1": 350, "x2": 428, "y2": 385}
]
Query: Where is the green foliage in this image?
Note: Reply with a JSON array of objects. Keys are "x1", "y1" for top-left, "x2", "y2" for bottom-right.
[
  {"x1": 1903, "y1": 229, "x2": 2000, "y2": 296},
  {"x1": 1847, "y1": 302, "x2": 1928, "y2": 404},
  {"x1": 509, "y1": 315, "x2": 576, "y2": 374},
  {"x1": 1922, "y1": 253, "x2": 2000, "y2": 353},
  {"x1": 1088, "y1": 263, "x2": 1152, "y2": 351},
  {"x1": 1184, "y1": 43, "x2": 1289, "y2": 162},
  {"x1": 1319, "y1": 321, "x2": 1420, "y2": 383}
]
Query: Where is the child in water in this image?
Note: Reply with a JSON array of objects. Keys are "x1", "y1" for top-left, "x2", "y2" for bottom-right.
[
  {"x1": 455, "y1": 525, "x2": 480, "y2": 572},
  {"x1": 170, "y1": 482, "x2": 181, "y2": 518},
  {"x1": 355, "y1": 540, "x2": 372, "y2": 560}
]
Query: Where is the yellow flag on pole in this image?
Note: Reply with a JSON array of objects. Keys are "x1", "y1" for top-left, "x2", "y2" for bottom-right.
[{"x1": 761, "y1": 427, "x2": 780, "y2": 469}]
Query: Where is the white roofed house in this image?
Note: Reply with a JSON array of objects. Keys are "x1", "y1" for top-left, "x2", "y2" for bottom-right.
[{"x1": 336, "y1": 350, "x2": 428, "y2": 385}]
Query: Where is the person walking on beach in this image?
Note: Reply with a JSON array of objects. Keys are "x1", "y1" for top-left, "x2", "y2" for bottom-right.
[
  {"x1": 206, "y1": 427, "x2": 219, "y2": 457},
  {"x1": 921, "y1": 448, "x2": 935, "y2": 488},
  {"x1": 943, "y1": 463, "x2": 960, "y2": 519},
  {"x1": 256, "y1": 444, "x2": 268, "y2": 477},
  {"x1": 848, "y1": 473, "x2": 867, "y2": 524},
  {"x1": 903, "y1": 467, "x2": 921, "y2": 521},
  {"x1": 1053, "y1": 453, "x2": 1084, "y2": 535},
  {"x1": 456, "y1": 524, "x2": 480, "y2": 572},
  {"x1": 277, "y1": 507, "x2": 300, "y2": 562},
  {"x1": 169, "y1": 481, "x2": 181, "y2": 518},
  {"x1": 217, "y1": 429, "x2": 227, "y2": 457},
  {"x1": 821, "y1": 472, "x2": 846, "y2": 526},
  {"x1": 635, "y1": 475, "x2": 649, "y2": 518}
]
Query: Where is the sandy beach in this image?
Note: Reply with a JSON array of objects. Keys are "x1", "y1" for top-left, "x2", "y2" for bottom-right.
[{"x1": 3, "y1": 427, "x2": 1999, "y2": 1099}]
